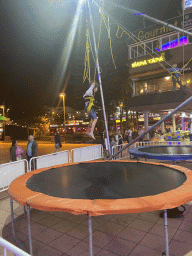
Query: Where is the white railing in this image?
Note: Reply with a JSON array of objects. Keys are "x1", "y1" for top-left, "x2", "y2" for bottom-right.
[
  {"x1": 135, "y1": 140, "x2": 191, "y2": 147},
  {"x1": 112, "y1": 143, "x2": 136, "y2": 160},
  {"x1": 29, "y1": 150, "x2": 69, "y2": 172},
  {"x1": 0, "y1": 237, "x2": 30, "y2": 256},
  {"x1": 71, "y1": 144, "x2": 103, "y2": 162},
  {"x1": 0, "y1": 160, "x2": 28, "y2": 193}
]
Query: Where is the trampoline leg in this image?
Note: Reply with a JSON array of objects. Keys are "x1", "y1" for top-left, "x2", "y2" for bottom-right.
[
  {"x1": 88, "y1": 215, "x2": 93, "y2": 256},
  {"x1": 164, "y1": 209, "x2": 169, "y2": 256},
  {"x1": 27, "y1": 205, "x2": 33, "y2": 255},
  {"x1": 10, "y1": 198, "x2": 24, "y2": 250}
]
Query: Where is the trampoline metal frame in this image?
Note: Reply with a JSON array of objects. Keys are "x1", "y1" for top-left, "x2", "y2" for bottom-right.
[
  {"x1": 10, "y1": 197, "x2": 170, "y2": 256},
  {"x1": 129, "y1": 145, "x2": 192, "y2": 162}
]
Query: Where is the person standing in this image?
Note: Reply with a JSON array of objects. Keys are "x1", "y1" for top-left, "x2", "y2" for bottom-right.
[
  {"x1": 54, "y1": 131, "x2": 61, "y2": 153},
  {"x1": 26, "y1": 135, "x2": 38, "y2": 170},
  {"x1": 124, "y1": 129, "x2": 129, "y2": 143},
  {"x1": 168, "y1": 64, "x2": 184, "y2": 91},
  {"x1": 116, "y1": 130, "x2": 123, "y2": 158},
  {"x1": 15, "y1": 141, "x2": 24, "y2": 161},
  {"x1": 127, "y1": 127, "x2": 132, "y2": 143},
  {"x1": 138, "y1": 128, "x2": 144, "y2": 142},
  {"x1": 10, "y1": 140, "x2": 17, "y2": 162}
]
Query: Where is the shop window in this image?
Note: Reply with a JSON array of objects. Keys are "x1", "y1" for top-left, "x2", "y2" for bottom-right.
[
  {"x1": 143, "y1": 83, "x2": 148, "y2": 93},
  {"x1": 179, "y1": 33, "x2": 189, "y2": 46},
  {"x1": 170, "y1": 34, "x2": 179, "y2": 48},
  {"x1": 131, "y1": 46, "x2": 137, "y2": 59},
  {"x1": 146, "y1": 42, "x2": 153, "y2": 54},
  {"x1": 153, "y1": 39, "x2": 161, "y2": 52},
  {"x1": 138, "y1": 44, "x2": 144, "y2": 57},
  {"x1": 162, "y1": 36, "x2": 170, "y2": 51}
]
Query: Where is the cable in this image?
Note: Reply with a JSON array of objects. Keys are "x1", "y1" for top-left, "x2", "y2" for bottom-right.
[{"x1": 93, "y1": 0, "x2": 173, "y2": 75}]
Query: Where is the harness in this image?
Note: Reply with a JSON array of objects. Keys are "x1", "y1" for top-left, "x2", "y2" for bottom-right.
[{"x1": 84, "y1": 96, "x2": 95, "y2": 114}]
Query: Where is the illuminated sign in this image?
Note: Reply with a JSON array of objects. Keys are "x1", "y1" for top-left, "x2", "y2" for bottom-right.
[
  {"x1": 128, "y1": 12, "x2": 192, "y2": 44},
  {"x1": 155, "y1": 36, "x2": 188, "y2": 51},
  {"x1": 131, "y1": 53, "x2": 165, "y2": 68},
  {"x1": 137, "y1": 21, "x2": 178, "y2": 41},
  {"x1": 116, "y1": 119, "x2": 126, "y2": 123}
]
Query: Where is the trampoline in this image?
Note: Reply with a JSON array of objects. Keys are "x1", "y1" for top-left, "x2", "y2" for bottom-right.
[
  {"x1": 129, "y1": 145, "x2": 192, "y2": 161},
  {"x1": 8, "y1": 161, "x2": 192, "y2": 256}
]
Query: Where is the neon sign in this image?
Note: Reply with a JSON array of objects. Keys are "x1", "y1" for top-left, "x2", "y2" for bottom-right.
[
  {"x1": 155, "y1": 36, "x2": 188, "y2": 51},
  {"x1": 131, "y1": 53, "x2": 165, "y2": 68}
]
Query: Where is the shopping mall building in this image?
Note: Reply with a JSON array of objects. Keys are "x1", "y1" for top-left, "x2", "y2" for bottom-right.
[{"x1": 127, "y1": 6, "x2": 192, "y2": 139}]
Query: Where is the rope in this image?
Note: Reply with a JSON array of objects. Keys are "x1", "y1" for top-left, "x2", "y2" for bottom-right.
[
  {"x1": 93, "y1": 0, "x2": 177, "y2": 76},
  {"x1": 100, "y1": 9, "x2": 116, "y2": 69},
  {"x1": 83, "y1": 28, "x2": 91, "y2": 83}
]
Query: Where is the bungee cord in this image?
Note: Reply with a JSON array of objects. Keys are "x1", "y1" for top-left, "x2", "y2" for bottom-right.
[{"x1": 87, "y1": 0, "x2": 111, "y2": 154}]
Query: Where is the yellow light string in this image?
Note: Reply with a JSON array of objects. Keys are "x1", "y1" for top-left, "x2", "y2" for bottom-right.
[
  {"x1": 101, "y1": 10, "x2": 116, "y2": 69},
  {"x1": 116, "y1": 26, "x2": 127, "y2": 38},
  {"x1": 83, "y1": 28, "x2": 91, "y2": 83}
]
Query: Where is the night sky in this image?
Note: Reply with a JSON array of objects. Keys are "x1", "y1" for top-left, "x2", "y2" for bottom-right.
[{"x1": 0, "y1": 0, "x2": 184, "y2": 121}]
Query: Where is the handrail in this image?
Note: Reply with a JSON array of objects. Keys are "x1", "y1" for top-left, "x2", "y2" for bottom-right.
[{"x1": 0, "y1": 237, "x2": 30, "y2": 256}]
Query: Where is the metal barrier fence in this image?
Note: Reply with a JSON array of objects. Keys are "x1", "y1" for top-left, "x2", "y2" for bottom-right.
[
  {"x1": 0, "y1": 237, "x2": 30, "y2": 256},
  {"x1": 0, "y1": 160, "x2": 28, "y2": 193},
  {"x1": 112, "y1": 143, "x2": 135, "y2": 160},
  {"x1": 29, "y1": 150, "x2": 69, "y2": 172},
  {"x1": 0, "y1": 144, "x2": 103, "y2": 192},
  {"x1": 71, "y1": 144, "x2": 103, "y2": 163}
]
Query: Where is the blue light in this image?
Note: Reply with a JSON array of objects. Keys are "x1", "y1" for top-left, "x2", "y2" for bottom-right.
[
  {"x1": 178, "y1": 141, "x2": 181, "y2": 145},
  {"x1": 168, "y1": 136, "x2": 171, "y2": 139},
  {"x1": 134, "y1": 13, "x2": 146, "y2": 15},
  {"x1": 168, "y1": 142, "x2": 171, "y2": 145},
  {"x1": 177, "y1": 136, "x2": 180, "y2": 139},
  {"x1": 155, "y1": 36, "x2": 188, "y2": 52}
]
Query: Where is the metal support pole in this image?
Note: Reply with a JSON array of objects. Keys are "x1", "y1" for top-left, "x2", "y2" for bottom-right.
[
  {"x1": 108, "y1": 2, "x2": 192, "y2": 37},
  {"x1": 27, "y1": 205, "x2": 33, "y2": 255},
  {"x1": 10, "y1": 198, "x2": 16, "y2": 241},
  {"x1": 10, "y1": 198, "x2": 25, "y2": 250},
  {"x1": 88, "y1": 215, "x2": 93, "y2": 256},
  {"x1": 164, "y1": 210, "x2": 169, "y2": 256},
  {"x1": 110, "y1": 95, "x2": 192, "y2": 159},
  {"x1": 87, "y1": 0, "x2": 111, "y2": 155}
]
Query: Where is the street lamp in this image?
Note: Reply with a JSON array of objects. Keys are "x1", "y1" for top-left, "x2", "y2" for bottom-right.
[
  {"x1": 0, "y1": 105, "x2": 5, "y2": 117},
  {"x1": 59, "y1": 93, "x2": 66, "y2": 135}
]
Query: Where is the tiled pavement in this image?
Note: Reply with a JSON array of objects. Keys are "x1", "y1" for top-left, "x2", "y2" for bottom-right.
[{"x1": 1, "y1": 161, "x2": 192, "y2": 255}]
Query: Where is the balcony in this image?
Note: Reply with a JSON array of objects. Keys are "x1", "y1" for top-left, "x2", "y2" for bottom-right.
[{"x1": 129, "y1": 89, "x2": 192, "y2": 112}]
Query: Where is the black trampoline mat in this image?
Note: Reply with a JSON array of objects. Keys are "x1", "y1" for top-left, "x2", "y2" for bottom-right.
[
  {"x1": 139, "y1": 145, "x2": 192, "y2": 155},
  {"x1": 26, "y1": 162, "x2": 186, "y2": 200}
]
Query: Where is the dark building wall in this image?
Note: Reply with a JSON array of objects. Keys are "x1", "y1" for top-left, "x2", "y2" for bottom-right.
[
  {"x1": 5, "y1": 125, "x2": 28, "y2": 140},
  {"x1": 129, "y1": 90, "x2": 192, "y2": 112}
]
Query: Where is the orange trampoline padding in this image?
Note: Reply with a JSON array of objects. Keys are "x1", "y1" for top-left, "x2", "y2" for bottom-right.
[{"x1": 8, "y1": 161, "x2": 192, "y2": 216}]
